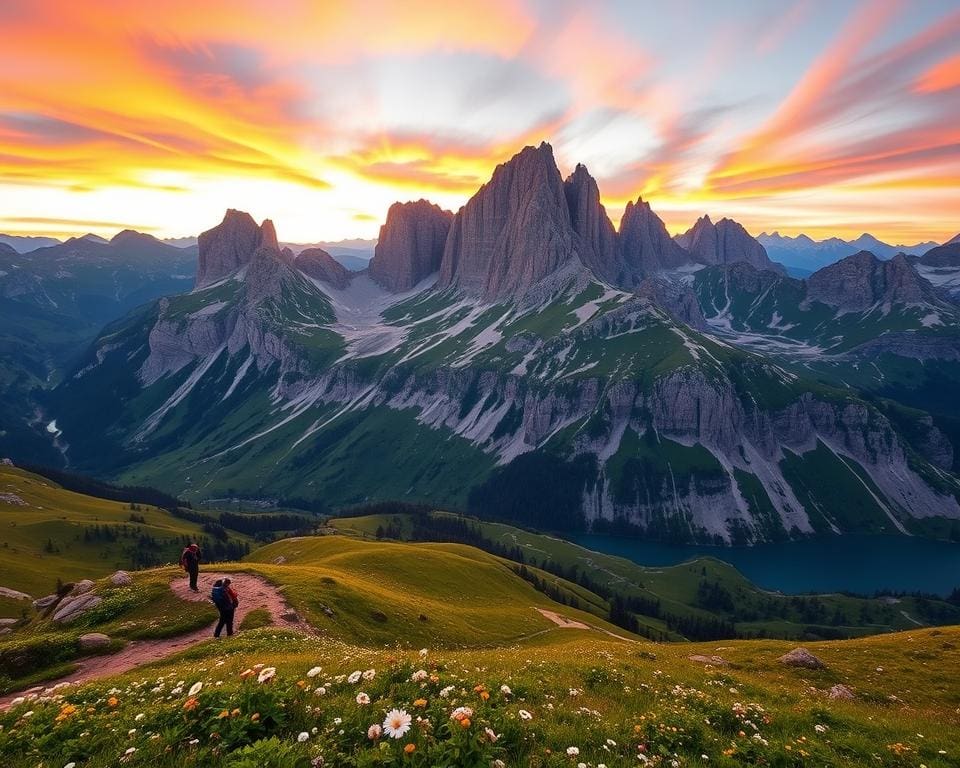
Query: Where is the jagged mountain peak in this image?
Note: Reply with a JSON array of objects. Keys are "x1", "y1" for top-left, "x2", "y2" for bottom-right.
[
  {"x1": 563, "y1": 163, "x2": 618, "y2": 282},
  {"x1": 195, "y1": 208, "x2": 273, "y2": 289},
  {"x1": 369, "y1": 199, "x2": 453, "y2": 292},
  {"x1": 617, "y1": 195, "x2": 690, "y2": 282},
  {"x1": 438, "y1": 141, "x2": 581, "y2": 301},
  {"x1": 806, "y1": 249, "x2": 934, "y2": 311},
  {"x1": 677, "y1": 214, "x2": 784, "y2": 274}
]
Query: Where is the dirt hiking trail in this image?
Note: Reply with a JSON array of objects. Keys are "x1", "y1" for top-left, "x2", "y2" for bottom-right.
[{"x1": 1, "y1": 572, "x2": 311, "y2": 709}]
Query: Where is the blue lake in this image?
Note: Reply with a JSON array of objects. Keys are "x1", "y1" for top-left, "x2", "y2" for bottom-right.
[{"x1": 570, "y1": 533, "x2": 960, "y2": 596}]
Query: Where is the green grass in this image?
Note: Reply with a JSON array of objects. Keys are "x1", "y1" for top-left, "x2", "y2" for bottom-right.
[
  {"x1": 0, "y1": 466, "x2": 244, "y2": 611},
  {"x1": 2, "y1": 552, "x2": 959, "y2": 766},
  {"x1": 239, "y1": 608, "x2": 272, "y2": 631},
  {"x1": 329, "y1": 512, "x2": 960, "y2": 640},
  {"x1": 243, "y1": 536, "x2": 624, "y2": 648}
]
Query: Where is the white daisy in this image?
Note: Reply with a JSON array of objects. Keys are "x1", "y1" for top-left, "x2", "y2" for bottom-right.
[
  {"x1": 382, "y1": 708, "x2": 412, "y2": 739},
  {"x1": 356, "y1": 692, "x2": 370, "y2": 705}
]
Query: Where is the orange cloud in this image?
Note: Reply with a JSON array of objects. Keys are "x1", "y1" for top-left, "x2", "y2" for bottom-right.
[{"x1": 916, "y1": 53, "x2": 960, "y2": 93}]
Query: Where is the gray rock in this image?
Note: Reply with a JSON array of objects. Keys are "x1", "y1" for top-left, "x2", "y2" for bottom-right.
[
  {"x1": 78, "y1": 632, "x2": 111, "y2": 651},
  {"x1": 676, "y1": 215, "x2": 785, "y2": 274},
  {"x1": 196, "y1": 209, "x2": 270, "y2": 289},
  {"x1": 806, "y1": 251, "x2": 932, "y2": 312},
  {"x1": 369, "y1": 200, "x2": 452, "y2": 292},
  {"x1": 0, "y1": 586, "x2": 31, "y2": 601},
  {"x1": 70, "y1": 579, "x2": 95, "y2": 596},
  {"x1": 0, "y1": 628, "x2": 10, "y2": 635},
  {"x1": 53, "y1": 593, "x2": 102, "y2": 624},
  {"x1": 688, "y1": 654, "x2": 728, "y2": 666},
  {"x1": 33, "y1": 594, "x2": 58, "y2": 610},
  {"x1": 0, "y1": 617, "x2": 17, "y2": 627},
  {"x1": 110, "y1": 570, "x2": 133, "y2": 586},
  {"x1": 281, "y1": 610, "x2": 300, "y2": 623},
  {"x1": 564, "y1": 164, "x2": 618, "y2": 282},
  {"x1": 827, "y1": 683, "x2": 855, "y2": 700},
  {"x1": 295, "y1": 248, "x2": 350, "y2": 289},
  {"x1": 618, "y1": 197, "x2": 690, "y2": 283},
  {"x1": 778, "y1": 647, "x2": 825, "y2": 669},
  {"x1": 438, "y1": 142, "x2": 583, "y2": 300},
  {"x1": 272, "y1": 555, "x2": 287, "y2": 565}
]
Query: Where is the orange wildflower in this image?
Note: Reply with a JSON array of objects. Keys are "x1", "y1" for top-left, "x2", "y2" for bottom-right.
[{"x1": 404, "y1": 743, "x2": 416, "y2": 754}]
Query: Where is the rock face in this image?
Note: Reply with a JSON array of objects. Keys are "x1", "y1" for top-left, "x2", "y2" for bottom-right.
[
  {"x1": 634, "y1": 278, "x2": 708, "y2": 330},
  {"x1": 677, "y1": 215, "x2": 784, "y2": 273},
  {"x1": 196, "y1": 209, "x2": 268, "y2": 289},
  {"x1": 369, "y1": 201, "x2": 453, "y2": 292},
  {"x1": 778, "y1": 647, "x2": 824, "y2": 669},
  {"x1": 564, "y1": 164, "x2": 618, "y2": 282},
  {"x1": 295, "y1": 248, "x2": 351, "y2": 289},
  {"x1": 827, "y1": 684, "x2": 855, "y2": 700},
  {"x1": 439, "y1": 143, "x2": 583, "y2": 300},
  {"x1": 618, "y1": 198, "x2": 690, "y2": 283},
  {"x1": 806, "y1": 252, "x2": 932, "y2": 311},
  {"x1": 919, "y1": 242, "x2": 960, "y2": 268}
]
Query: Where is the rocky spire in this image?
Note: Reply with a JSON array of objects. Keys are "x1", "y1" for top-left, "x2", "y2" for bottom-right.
[
  {"x1": 295, "y1": 247, "x2": 350, "y2": 289},
  {"x1": 438, "y1": 142, "x2": 582, "y2": 300},
  {"x1": 196, "y1": 209, "x2": 265, "y2": 289},
  {"x1": 617, "y1": 197, "x2": 689, "y2": 284},
  {"x1": 677, "y1": 215, "x2": 784, "y2": 273},
  {"x1": 369, "y1": 200, "x2": 453, "y2": 292},
  {"x1": 806, "y1": 251, "x2": 933, "y2": 311},
  {"x1": 563, "y1": 164, "x2": 618, "y2": 282}
]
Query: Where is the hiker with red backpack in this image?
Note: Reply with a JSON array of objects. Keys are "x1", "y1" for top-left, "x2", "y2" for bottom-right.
[
  {"x1": 211, "y1": 577, "x2": 239, "y2": 637},
  {"x1": 179, "y1": 543, "x2": 202, "y2": 592}
]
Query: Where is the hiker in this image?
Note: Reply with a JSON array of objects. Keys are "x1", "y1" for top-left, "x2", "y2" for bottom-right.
[
  {"x1": 179, "y1": 543, "x2": 202, "y2": 592},
  {"x1": 211, "y1": 577, "x2": 239, "y2": 637}
]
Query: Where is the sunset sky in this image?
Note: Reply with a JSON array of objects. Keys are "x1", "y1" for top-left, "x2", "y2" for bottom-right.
[{"x1": 1, "y1": 0, "x2": 958, "y2": 244}]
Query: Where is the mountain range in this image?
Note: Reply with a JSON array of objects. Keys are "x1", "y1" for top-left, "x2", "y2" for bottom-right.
[
  {"x1": 3, "y1": 142, "x2": 960, "y2": 546},
  {"x1": 757, "y1": 231, "x2": 944, "y2": 274}
]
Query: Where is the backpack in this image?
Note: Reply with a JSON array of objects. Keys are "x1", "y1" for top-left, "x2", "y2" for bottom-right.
[{"x1": 211, "y1": 584, "x2": 230, "y2": 609}]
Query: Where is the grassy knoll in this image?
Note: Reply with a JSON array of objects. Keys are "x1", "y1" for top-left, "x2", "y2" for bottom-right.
[
  {"x1": 330, "y1": 511, "x2": 960, "y2": 641},
  {"x1": 0, "y1": 465, "x2": 251, "y2": 610}
]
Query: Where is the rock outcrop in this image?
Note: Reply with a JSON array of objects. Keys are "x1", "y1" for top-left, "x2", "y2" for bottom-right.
[
  {"x1": 778, "y1": 647, "x2": 825, "y2": 669},
  {"x1": 677, "y1": 215, "x2": 785, "y2": 273},
  {"x1": 196, "y1": 209, "x2": 271, "y2": 289},
  {"x1": 369, "y1": 200, "x2": 452, "y2": 292},
  {"x1": 635, "y1": 278, "x2": 708, "y2": 330},
  {"x1": 110, "y1": 570, "x2": 133, "y2": 586},
  {"x1": 806, "y1": 251, "x2": 934, "y2": 311},
  {"x1": 618, "y1": 197, "x2": 690, "y2": 283},
  {"x1": 439, "y1": 143, "x2": 584, "y2": 300},
  {"x1": 564, "y1": 164, "x2": 618, "y2": 282},
  {"x1": 295, "y1": 247, "x2": 351, "y2": 289},
  {"x1": 52, "y1": 593, "x2": 102, "y2": 623}
]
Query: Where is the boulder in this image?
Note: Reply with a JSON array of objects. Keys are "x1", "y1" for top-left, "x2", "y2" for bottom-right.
[
  {"x1": 281, "y1": 610, "x2": 300, "y2": 623},
  {"x1": 778, "y1": 647, "x2": 825, "y2": 669},
  {"x1": 688, "y1": 654, "x2": 729, "y2": 666},
  {"x1": 827, "y1": 684, "x2": 855, "y2": 700},
  {"x1": 110, "y1": 570, "x2": 133, "y2": 586},
  {"x1": 70, "y1": 579, "x2": 95, "y2": 596},
  {"x1": 52, "y1": 593, "x2": 102, "y2": 624},
  {"x1": 78, "y1": 632, "x2": 112, "y2": 651},
  {"x1": 0, "y1": 617, "x2": 17, "y2": 627},
  {"x1": 0, "y1": 586, "x2": 31, "y2": 601},
  {"x1": 33, "y1": 594, "x2": 58, "y2": 610}
]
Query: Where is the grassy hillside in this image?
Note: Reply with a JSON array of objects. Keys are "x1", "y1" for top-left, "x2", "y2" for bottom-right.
[
  {"x1": 0, "y1": 465, "x2": 250, "y2": 615},
  {"x1": 244, "y1": 535, "x2": 622, "y2": 647},
  {"x1": 330, "y1": 510, "x2": 960, "y2": 641},
  {"x1": 1, "y1": 533, "x2": 958, "y2": 766}
]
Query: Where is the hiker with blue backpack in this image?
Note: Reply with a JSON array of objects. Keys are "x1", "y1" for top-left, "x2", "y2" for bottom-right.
[{"x1": 211, "y1": 578, "x2": 239, "y2": 637}]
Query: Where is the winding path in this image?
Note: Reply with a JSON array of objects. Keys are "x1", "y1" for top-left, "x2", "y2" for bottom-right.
[{"x1": 1, "y1": 572, "x2": 311, "y2": 709}]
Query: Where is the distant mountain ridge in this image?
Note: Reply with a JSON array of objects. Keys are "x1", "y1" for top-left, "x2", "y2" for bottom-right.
[{"x1": 758, "y1": 231, "x2": 941, "y2": 271}]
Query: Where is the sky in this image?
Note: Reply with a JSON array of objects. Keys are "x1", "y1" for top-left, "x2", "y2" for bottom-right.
[{"x1": 0, "y1": 0, "x2": 958, "y2": 244}]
